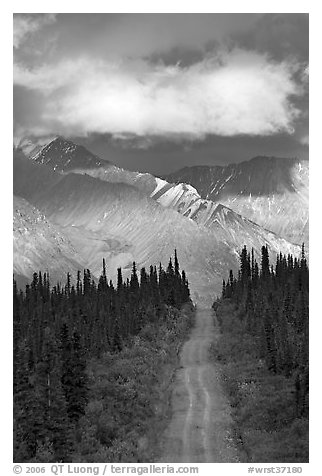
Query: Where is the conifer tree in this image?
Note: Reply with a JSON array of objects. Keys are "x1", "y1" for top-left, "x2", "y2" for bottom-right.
[
  {"x1": 13, "y1": 254, "x2": 192, "y2": 462},
  {"x1": 261, "y1": 245, "x2": 270, "y2": 280},
  {"x1": 216, "y1": 244, "x2": 309, "y2": 419},
  {"x1": 34, "y1": 327, "x2": 72, "y2": 461}
]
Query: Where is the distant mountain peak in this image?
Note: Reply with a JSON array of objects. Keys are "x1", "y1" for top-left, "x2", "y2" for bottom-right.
[
  {"x1": 31, "y1": 136, "x2": 109, "y2": 172},
  {"x1": 48, "y1": 135, "x2": 77, "y2": 147},
  {"x1": 172, "y1": 156, "x2": 304, "y2": 174},
  {"x1": 164, "y1": 156, "x2": 309, "y2": 245},
  {"x1": 247, "y1": 155, "x2": 304, "y2": 165}
]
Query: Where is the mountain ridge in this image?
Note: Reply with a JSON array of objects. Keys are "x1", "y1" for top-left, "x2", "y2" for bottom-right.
[
  {"x1": 24, "y1": 138, "x2": 306, "y2": 245},
  {"x1": 30, "y1": 136, "x2": 110, "y2": 171},
  {"x1": 163, "y1": 156, "x2": 309, "y2": 244},
  {"x1": 13, "y1": 157, "x2": 240, "y2": 303},
  {"x1": 18, "y1": 139, "x2": 302, "y2": 254},
  {"x1": 13, "y1": 139, "x2": 303, "y2": 303}
]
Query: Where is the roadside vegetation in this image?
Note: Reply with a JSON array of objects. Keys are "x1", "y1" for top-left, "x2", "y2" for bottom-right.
[
  {"x1": 13, "y1": 251, "x2": 194, "y2": 462},
  {"x1": 212, "y1": 245, "x2": 309, "y2": 462}
]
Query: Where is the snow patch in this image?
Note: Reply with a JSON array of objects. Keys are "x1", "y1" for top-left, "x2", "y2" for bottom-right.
[{"x1": 151, "y1": 177, "x2": 169, "y2": 196}]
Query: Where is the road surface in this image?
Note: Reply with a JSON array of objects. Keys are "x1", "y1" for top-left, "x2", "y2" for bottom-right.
[{"x1": 159, "y1": 307, "x2": 238, "y2": 463}]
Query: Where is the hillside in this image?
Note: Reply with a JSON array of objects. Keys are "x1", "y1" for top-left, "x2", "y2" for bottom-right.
[
  {"x1": 13, "y1": 157, "x2": 237, "y2": 303},
  {"x1": 13, "y1": 195, "x2": 83, "y2": 288},
  {"x1": 24, "y1": 138, "x2": 301, "y2": 257},
  {"x1": 13, "y1": 143, "x2": 302, "y2": 303},
  {"x1": 30, "y1": 136, "x2": 109, "y2": 171},
  {"x1": 164, "y1": 157, "x2": 309, "y2": 245}
]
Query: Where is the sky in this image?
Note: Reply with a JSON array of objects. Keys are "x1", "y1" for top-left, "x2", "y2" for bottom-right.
[{"x1": 13, "y1": 13, "x2": 309, "y2": 174}]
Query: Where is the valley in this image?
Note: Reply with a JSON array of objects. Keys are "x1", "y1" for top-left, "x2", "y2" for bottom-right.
[
  {"x1": 12, "y1": 11, "x2": 309, "y2": 466},
  {"x1": 13, "y1": 138, "x2": 304, "y2": 304},
  {"x1": 160, "y1": 307, "x2": 238, "y2": 463},
  {"x1": 12, "y1": 138, "x2": 308, "y2": 460}
]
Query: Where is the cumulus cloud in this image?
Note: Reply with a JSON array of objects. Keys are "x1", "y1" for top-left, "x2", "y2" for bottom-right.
[
  {"x1": 13, "y1": 13, "x2": 56, "y2": 49},
  {"x1": 13, "y1": 48, "x2": 305, "y2": 140}
]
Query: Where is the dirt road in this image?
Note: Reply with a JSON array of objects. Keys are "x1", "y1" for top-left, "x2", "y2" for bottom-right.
[{"x1": 159, "y1": 307, "x2": 238, "y2": 463}]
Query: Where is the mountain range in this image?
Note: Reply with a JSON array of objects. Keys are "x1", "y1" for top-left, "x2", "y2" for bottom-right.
[
  {"x1": 13, "y1": 137, "x2": 307, "y2": 304},
  {"x1": 164, "y1": 157, "x2": 309, "y2": 245}
]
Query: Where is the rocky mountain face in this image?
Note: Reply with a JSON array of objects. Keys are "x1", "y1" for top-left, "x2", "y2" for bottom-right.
[
  {"x1": 30, "y1": 140, "x2": 306, "y2": 251},
  {"x1": 13, "y1": 139, "x2": 303, "y2": 304},
  {"x1": 37, "y1": 142, "x2": 300, "y2": 256},
  {"x1": 13, "y1": 156, "x2": 238, "y2": 303},
  {"x1": 30, "y1": 136, "x2": 109, "y2": 171},
  {"x1": 13, "y1": 195, "x2": 83, "y2": 289},
  {"x1": 164, "y1": 156, "x2": 309, "y2": 245}
]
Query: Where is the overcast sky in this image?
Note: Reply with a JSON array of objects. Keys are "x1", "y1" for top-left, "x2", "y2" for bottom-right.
[{"x1": 13, "y1": 13, "x2": 309, "y2": 174}]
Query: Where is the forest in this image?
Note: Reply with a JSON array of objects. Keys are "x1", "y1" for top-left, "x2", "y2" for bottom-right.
[
  {"x1": 13, "y1": 251, "x2": 193, "y2": 462},
  {"x1": 212, "y1": 245, "x2": 309, "y2": 462}
]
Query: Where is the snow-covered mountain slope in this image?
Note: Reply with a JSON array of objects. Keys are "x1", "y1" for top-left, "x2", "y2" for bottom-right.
[
  {"x1": 149, "y1": 179, "x2": 299, "y2": 256},
  {"x1": 25, "y1": 138, "x2": 305, "y2": 249},
  {"x1": 21, "y1": 138, "x2": 308, "y2": 248},
  {"x1": 164, "y1": 157, "x2": 309, "y2": 245},
  {"x1": 13, "y1": 195, "x2": 84, "y2": 289},
  {"x1": 40, "y1": 143, "x2": 299, "y2": 256},
  {"x1": 14, "y1": 141, "x2": 302, "y2": 303},
  {"x1": 30, "y1": 136, "x2": 109, "y2": 171},
  {"x1": 72, "y1": 163, "x2": 158, "y2": 195},
  {"x1": 13, "y1": 160, "x2": 238, "y2": 303}
]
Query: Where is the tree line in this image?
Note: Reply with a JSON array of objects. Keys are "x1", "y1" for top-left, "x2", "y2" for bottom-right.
[
  {"x1": 13, "y1": 251, "x2": 191, "y2": 462},
  {"x1": 216, "y1": 244, "x2": 309, "y2": 420}
]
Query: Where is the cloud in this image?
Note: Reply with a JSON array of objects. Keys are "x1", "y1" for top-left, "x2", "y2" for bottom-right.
[
  {"x1": 299, "y1": 134, "x2": 309, "y2": 146},
  {"x1": 96, "y1": 14, "x2": 262, "y2": 58},
  {"x1": 231, "y1": 14, "x2": 309, "y2": 62},
  {"x1": 13, "y1": 132, "x2": 55, "y2": 156},
  {"x1": 13, "y1": 14, "x2": 56, "y2": 49},
  {"x1": 14, "y1": 48, "x2": 305, "y2": 141},
  {"x1": 301, "y1": 65, "x2": 309, "y2": 83}
]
